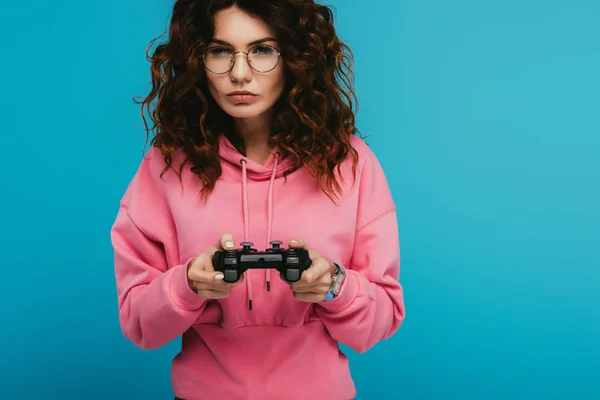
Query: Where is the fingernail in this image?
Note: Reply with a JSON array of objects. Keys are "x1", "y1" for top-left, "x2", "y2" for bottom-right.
[
  {"x1": 215, "y1": 274, "x2": 224, "y2": 280},
  {"x1": 225, "y1": 241, "x2": 234, "y2": 248},
  {"x1": 290, "y1": 240, "x2": 298, "y2": 244}
]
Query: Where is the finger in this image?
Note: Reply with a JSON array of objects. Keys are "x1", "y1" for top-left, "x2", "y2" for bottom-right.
[
  {"x1": 307, "y1": 248, "x2": 320, "y2": 261},
  {"x1": 189, "y1": 267, "x2": 226, "y2": 283},
  {"x1": 196, "y1": 289, "x2": 231, "y2": 299},
  {"x1": 218, "y1": 232, "x2": 236, "y2": 250},
  {"x1": 194, "y1": 283, "x2": 230, "y2": 294},
  {"x1": 279, "y1": 268, "x2": 319, "y2": 286},
  {"x1": 188, "y1": 253, "x2": 219, "y2": 278},
  {"x1": 195, "y1": 274, "x2": 243, "y2": 289},
  {"x1": 293, "y1": 292, "x2": 326, "y2": 303},
  {"x1": 291, "y1": 278, "x2": 330, "y2": 292},
  {"x1": 197, "y1": 233, "x2": 237, "y2": 279},
  {"x1": 207, "y1": 233, "x2": 236, "y2": 257},
  {"x1": 288, "y1": 237, "x2": 309, "y2": 250},
  {"x1": 289, "y1": 238, "x2": 319, "y2": 261},
  {"x1": 290, "y1": 266, "x2": 331, "y2": 289},
  {"x1": 194, "y1": 280, "x2": 239, "y2": 293},
  {"x1": 299, "y1": 258, "x2": 331, "y2": 284},
  {"x1": 291, "y1": 284, "x2": 330, "y2": 294}
]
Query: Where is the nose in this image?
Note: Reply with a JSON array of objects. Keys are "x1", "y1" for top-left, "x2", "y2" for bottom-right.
[{"x1": 229, "y1": 51, "x2": 252, "y2": 82}]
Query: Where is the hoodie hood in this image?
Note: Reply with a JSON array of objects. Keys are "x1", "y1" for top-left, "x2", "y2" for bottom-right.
[{"x1": 218, "y1": 133, "x2": 294, "y2": 182}]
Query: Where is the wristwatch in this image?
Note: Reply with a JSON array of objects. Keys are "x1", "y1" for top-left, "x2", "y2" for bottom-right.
[{"x1": 324, "y1": 262, "x2": 346, "y2": 302}]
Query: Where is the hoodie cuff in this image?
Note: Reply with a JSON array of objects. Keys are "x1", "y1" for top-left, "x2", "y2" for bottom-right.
[
  {"x1": 317, "y1": 268, "x2": 360, "y2": 314},
  {"x1": 168, "y1": 258, "x2": 208, "y2": 311}
]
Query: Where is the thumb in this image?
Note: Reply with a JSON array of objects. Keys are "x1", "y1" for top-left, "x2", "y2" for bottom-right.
[
  {"x1": 217, "y1": 232, "x2": 236, "y2": 250},
  {"x1": 288, "y1": 237, "x2": 309, "y2": 250}
]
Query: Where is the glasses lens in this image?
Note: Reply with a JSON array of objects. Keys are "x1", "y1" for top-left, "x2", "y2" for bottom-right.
[
  {"x1": 248, "y1": 45, "x2": 279, "y2": 72},
  {"x1": 203, "y1": 45, "x2": 279, "y2": 73},
  {"x1": 203, "y1": 47, "x2": 233, "y2": 74}
]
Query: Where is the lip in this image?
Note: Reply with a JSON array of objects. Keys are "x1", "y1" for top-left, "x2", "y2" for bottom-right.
[
  {"x1": 227, "y1": 90, "x2": 257, "y2": 96},
  {"x1": 227, "y1": 90, "x2": 258, "y2": 104}
]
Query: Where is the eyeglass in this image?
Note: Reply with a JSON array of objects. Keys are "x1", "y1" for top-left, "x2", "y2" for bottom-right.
[{"x1": 202, "y1": 44, "x2": 281, "y2": 74}]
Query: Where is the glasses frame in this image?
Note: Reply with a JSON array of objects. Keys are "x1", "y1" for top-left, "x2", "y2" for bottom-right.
[{"x1": 202, "y1": 43, "x2": 281, "y2": 75}]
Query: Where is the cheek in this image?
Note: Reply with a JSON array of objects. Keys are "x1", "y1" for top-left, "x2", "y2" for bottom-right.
[
  {"x1": 263, "y1": 69, "x2": 286, "y2": 98},
  {"x1": 205, "y1": 67, "x2": 229, "y2": 89},
  {"x1": 205, "y1": 76, "x2": 220, "y2": 98}
]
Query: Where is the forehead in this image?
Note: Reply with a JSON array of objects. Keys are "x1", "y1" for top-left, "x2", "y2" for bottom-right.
[{"x1": 212, "y1": 6, "x2": 276, "y2": 46}]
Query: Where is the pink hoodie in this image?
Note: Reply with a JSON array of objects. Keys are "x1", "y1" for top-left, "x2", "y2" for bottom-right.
[{"x1": 111, "y1": 133, "x2": 405, "y2": 400}]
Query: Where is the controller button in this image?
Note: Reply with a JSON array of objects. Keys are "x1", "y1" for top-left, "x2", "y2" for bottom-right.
[
  {"x1": 224, "y1": 270, "x2": 238, "y2": 282},
  {"x1": 286, "y1": 269, "x2": 300, "y2": 281}
]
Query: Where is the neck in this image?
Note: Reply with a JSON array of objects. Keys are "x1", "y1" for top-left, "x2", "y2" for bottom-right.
[{"x1": 235, "y1": 114, "x2": 273, "y2": 165}]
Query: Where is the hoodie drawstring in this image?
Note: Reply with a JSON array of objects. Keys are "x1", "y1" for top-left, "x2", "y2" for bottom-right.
[
  {"x1": 240, "y1": 153, "x2": 280, "y2": 310},
  {"x1": 240, "y1": 159, "x2": 252, "y2": 310},
  {"x1": 266, "y1": 154, "x2": 279, "y2": 292}
]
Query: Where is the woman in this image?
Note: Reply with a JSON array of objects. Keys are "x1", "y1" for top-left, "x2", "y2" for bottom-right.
[{"x1": 111, "y1": 0, "x2": 405, "y2": 399}]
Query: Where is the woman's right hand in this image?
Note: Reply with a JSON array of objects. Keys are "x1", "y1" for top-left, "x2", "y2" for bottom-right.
[{"x1": 186, "y1": 233, "x2": 244, "y2": 299}]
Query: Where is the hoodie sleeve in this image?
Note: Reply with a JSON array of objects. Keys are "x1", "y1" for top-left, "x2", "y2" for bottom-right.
[
  {"x1": 110, "y1": 152, "x2": 208, "y2": 350},
  {"x1": 314, "y1": 146, "x2": 406, "y2": 353}
]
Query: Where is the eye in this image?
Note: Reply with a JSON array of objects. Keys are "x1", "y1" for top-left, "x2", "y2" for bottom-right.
[
  {"x1": 207, "y1": 46, "x2": 232, "y2": 56},
  {"x1": 251, "y1": 45, "x2": 276, "y2": 55}
]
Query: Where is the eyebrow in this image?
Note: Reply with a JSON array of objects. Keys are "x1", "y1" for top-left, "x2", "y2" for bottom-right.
[{"x1": 210, "y1": 37, "x2": 278, "y2": 47}]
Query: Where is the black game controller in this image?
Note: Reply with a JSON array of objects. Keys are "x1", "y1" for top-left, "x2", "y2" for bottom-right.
[{"x1": 212, "y1": 240, "x2": 312, "y2": 283}]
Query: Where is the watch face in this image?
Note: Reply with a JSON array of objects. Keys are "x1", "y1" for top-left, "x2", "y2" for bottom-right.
[{"x1": 331, "y1": 272, "x2": 344, "y2": 295}]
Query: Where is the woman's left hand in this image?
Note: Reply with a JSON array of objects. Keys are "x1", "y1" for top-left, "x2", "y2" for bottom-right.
[{"x1": 283, "y1": 237, "x2": 337, "y2": 303}]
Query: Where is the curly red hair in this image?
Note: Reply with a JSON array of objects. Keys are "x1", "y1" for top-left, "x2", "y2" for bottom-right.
[{"x1": 135, "y1": 0, "x2": 362, "y2": 200}]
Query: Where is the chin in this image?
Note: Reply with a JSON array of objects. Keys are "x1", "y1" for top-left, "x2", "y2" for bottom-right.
[{"x1": 220, "y1": 103, "x2": 272, "y2": 120}]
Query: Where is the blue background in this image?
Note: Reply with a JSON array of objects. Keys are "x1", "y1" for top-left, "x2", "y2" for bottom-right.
[{"x1": 1, "y1": 0, "x2": 598, "y2": 399}]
